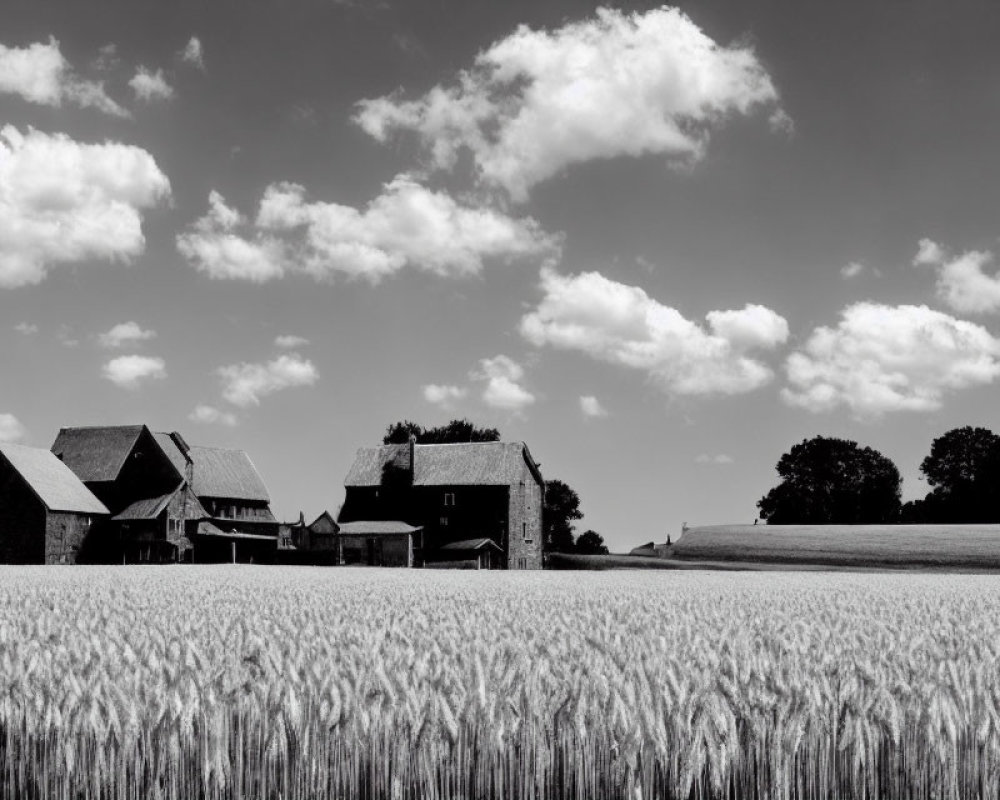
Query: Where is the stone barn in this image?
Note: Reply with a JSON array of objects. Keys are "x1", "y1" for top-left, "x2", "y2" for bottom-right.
[
  {"x1": 339, "y1": 439, "x2": 544, "y2": 569},
  {"x1": 52, "y1": 425, "x2": 278, "y2": 563},
  {"x1": 0, "y1": 442, "x2": 109, "y2": 564}
]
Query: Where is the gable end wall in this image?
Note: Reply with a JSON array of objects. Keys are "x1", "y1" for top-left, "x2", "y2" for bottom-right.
[{"x1": 507, "y1": 453, "x2": 543, "y2": 569}]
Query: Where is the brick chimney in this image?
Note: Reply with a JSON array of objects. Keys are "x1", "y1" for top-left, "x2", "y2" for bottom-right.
[{"x1": 408, "y1": 433, "x2": 417, "y2": 484}]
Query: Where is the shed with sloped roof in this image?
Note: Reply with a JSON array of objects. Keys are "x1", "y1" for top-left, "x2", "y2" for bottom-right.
[{"x1": 0, "y1": 442, "x2": 109, "y2": 563}]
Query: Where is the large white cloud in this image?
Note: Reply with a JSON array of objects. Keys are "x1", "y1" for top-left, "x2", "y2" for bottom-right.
[
  {"x1": 0, "y1": 413, "x2": 26, "y2": 443},
  {"x1": 520, "y1": 268, "x2": 788, "y2": 395},
  {"x1": 472, "y1": 355, "x2": 536, "y2": 411},
  {"x1": 0, "y1": 37, "x2": 127, "y2": 116},
  {"x1": 178, "y1": 175, "x2": 557, "y2": 283},
  {"x1": 102, "y1": 355, "x2": 167, "y2": 389},
  {"x1": 913, "y1": 238, "x2": 1000, "y2": 314},
  {"x1": 355, "y1": 7, "x2": 782, "y2": 200},
  {"x1": 782, "y1": 302, "x2": 1000, "y2": 417},
  {"x1": 0, "y1": 126, "x2": 171, "y2": 288},
  {"x1": 218, "y1": 354, "x2": 319, "y2": 407}
]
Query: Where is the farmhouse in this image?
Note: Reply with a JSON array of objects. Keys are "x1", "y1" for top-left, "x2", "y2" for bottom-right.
[
  {"x1": 338, "y1": 438, "x2": 544, "y2": 569},
  {"x1": 50, "y1": 425, "x2": 277, "y2": 563},
  {"x1": 279, "y1": 512, "x2": 422, "y2": 566},
  {"x1": 0, "y1": 442, "x2": 109, "y2": 563}
]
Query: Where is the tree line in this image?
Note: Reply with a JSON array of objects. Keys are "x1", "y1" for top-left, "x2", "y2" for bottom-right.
[
  {"x1": 384, "y1": 419, "x2": 607, "y2": 554},
  {"x1": 758, "y1": 427, "x2": 1000, "y2": 524}
]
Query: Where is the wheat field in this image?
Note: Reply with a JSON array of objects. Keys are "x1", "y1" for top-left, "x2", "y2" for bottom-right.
[{"x1": 1, "y1": 566, "x2": 999, "y2": 799}]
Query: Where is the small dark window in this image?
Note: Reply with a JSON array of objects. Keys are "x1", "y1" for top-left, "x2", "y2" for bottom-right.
[
  {"x1": 440, "y1": 516, "x2": 448, "y2": 526},
  {"x1": 444, "y1": 493, "x2": 456, "y2": 507}
]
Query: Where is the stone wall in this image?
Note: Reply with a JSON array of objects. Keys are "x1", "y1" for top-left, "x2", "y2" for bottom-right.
[
  {"x1": 44, "y1": 513, "x2": 95, "y2": 564},
  {"x1": 507, "y1": 458, "x2": 544, "y2": 570}
]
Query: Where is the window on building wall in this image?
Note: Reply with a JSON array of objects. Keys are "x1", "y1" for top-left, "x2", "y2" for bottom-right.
[
  {"x1": 440, "y1": 517, "x2": 448, "y2": 526},
  {"x1": 444, "y1": 492, "x2": 456, "y2": 506}
]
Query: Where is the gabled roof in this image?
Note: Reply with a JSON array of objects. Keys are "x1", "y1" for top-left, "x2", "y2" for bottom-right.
[
  {"x1": 345, "y1": 441, "x2": 542, "y2": 487},
  {"x1": 439, "y1": 538, "x2": 502, "y2": 552},
  {"x1": 188, "y1": 446, "x2": 269, "y2": 502},
  {"x1": 337, "y1": 520, "x2": 421, "y2": 535},
  {"x1": 0, "y1": 443, "x2": 109, "y2": 515},
  {"x1": 112, "y1": 491, "x2": 176, "y2": 521},
  {"x1": 50, "y1": 425, "x2": 149, "y2": 483},
  {"x1": 152, "y1": 433, "x2": 190, "y2": 476}
]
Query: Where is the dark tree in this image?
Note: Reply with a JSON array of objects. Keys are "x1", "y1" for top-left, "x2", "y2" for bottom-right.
[
  {"x1": 383, "y1": 420, "x2": 425, "y2": 444},
  {"x1": 909, "y1": 427, "x2": 1000, "y2": 522},
  {"x1": 383, "y1": 419, "x2": 501, "y2": 445},
  {"x1": 575, "y1": 530, "x2": 609, "y2": 555},
  {"x1": 757, "y1": 436, "x2": 902, "y2": 524},
  {"x1": 544, "y1": 479, "x2": 582, "y2": 553}
]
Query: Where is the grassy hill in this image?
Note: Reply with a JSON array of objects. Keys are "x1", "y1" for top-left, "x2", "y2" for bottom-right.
[{"x1": 670, "y1": 524, "x2": 1000, "y2": 569}]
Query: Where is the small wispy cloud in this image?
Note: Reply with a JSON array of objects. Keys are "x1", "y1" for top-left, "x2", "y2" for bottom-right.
[
  {"x1": 129, "y1": 67, "x2": 174, "y2": 102},
  {"x1": 274, "y1": 334, "x2": 309, "y2": 349},
  {"x1": 98, "y1": 321, "x2": 156, "y2": 348},
  {"x1": 695, "y1": 453, "x2": 734, "y2": 465},
  {"x1": 472, "y1": 355, "x2": 535, "y2": 412},
  {"x1": 189, "y1": 404, "x2": 238, "y2": 427},
  {"x1": 218, "y1": 354, "x2": 318, "y2": 407},
  {"x1": 13, "y1": 322, "x2": 37, "y2": 335},
  {"x1": 102, "y1": 354, "x2": 167, "y2": 389},
  {"x1": 579, "y1": 395, "x2": 608, "y2": 418},
  {"x1": 178, "y1": 36, "x2": 204, "y2": 70},
  {"x1": 0, "y1": 413, "x2": 26, "y2": 443},
  {"x1": 423, "y1": 384, "x2": 467, "y2": 410}
]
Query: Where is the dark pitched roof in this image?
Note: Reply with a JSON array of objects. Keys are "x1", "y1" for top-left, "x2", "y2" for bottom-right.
[
  {"x1": 50, "y1": 425, "x2": 149, "y2": 483},
  {"x1": 337, "y1": 520, "x2": 420, "y2": 535},
  {"x1": 344, "y1": 441, "x2": 542, "y2": 487},
  {"x1": 152, "y1": 433, "x2": 190, "y2": 476},
  {"x1": 194, "y1": 521, "x2": 275, "y2": 540},
  {"x1": 439, "y1": 538, "x2": 502, "y2": 552},
  {"x1": 187, "y1": 446, "x2": 270, "y2": 502},
  {"x1": 0, "y1": 443, "x2": 109, "y2": 514},
  {"x1": 112, "y1": 491, "x2": 176, "y2": 521}
]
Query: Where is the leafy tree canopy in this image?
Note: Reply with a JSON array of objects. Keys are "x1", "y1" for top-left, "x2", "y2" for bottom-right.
[
  {"x1": 544, "y1": 479, "x2": 582, "y2": 554},
  {"x1": 575, "y1": 530, "x2": 609, "y2": 555},
  {"x1": 757, "y1": 436, "x2": 901, "y2": 524},
  {"x1": 383, "y1": 419, "x2": 501, "y2": 445},
  {"x1": 908, "y1": 427, "x2": 1000, "y2": 523}
]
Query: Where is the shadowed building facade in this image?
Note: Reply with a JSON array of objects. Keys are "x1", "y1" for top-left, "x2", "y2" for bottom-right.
[
  {"x1": 51, "y1": 425, "x2": 277, "y2": 563},
  {"x1": 0, "y1": 442, "x2": 109, "y2": 563},
  {"x1": 339, "y1": 439, "x2": 544, "y2": 569}
]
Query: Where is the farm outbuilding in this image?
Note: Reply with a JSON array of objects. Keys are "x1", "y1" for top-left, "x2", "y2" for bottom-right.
[
  {"x1": 340, "y1": 438, "x2": 544, "y2": 569},
  {"x1": 0, "y1": 442, "x2": 109, "y2": 564},
  {"x1": 50, "y1": 425, "x2": 278, "y2": 564}
]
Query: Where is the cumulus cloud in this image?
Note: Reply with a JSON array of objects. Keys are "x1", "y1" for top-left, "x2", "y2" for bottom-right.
[
  {"x1": 0, "y1": 126, "x2": 171, "y2": 288},
  {"x1": 912, "y1": 239, "x2": 1000, "y2": 314},
  {"x1": 782, "y1": 303, "x2": 1000, "y2": 417},
  {"x1": 521, "y1": 268, "x2": 788, "y2": 395},
  {"x1": 129, "y1": 67, "x2": 174, "y2": 102},
  {"x1": 13, "y1": 322, "x2": 37, "y2": 335},
  {"x1": 423, "y1": 383, "x2": 468, "y2": 409},
  {"x1": 472, "y1": 355, "x2": 535, "y2": 411},
  {"x1": 178, "y1": 175, "x2": 556, "y2": 283},
  {"x1": 98, "y1": 321, "x2": 156, "y2": 348},
  {"x1": 176, "y1": 191, "x2": 286, "y2": 283},
  {"x1": 0, "y1": 37, "x2": 127, "y2": 116},
  {"x1": 841, "y1": 262, "x2": 865, "y2": 279},
  {"x1": 274, "y1": 334, "x2": 309, "y2": 349},
  {"x1": 579, "y1": 395, "x2": 608, "y2": 418},
  {"x1": 218, "y1": 354, "x2": 319, "y2": 407},
  {"x1": 0, "y1": 413, "x2": 26, "y2": 443},
  {"x1": 189, "y1": 404, "x2": 238, "y2": 427},
  {"x1": 102, "y1": 355, "x2": 167, "y2": 389},
  {"x1": 179, "y1": 37, "x2": 204, "y2": 69},
  {"x1": 355, "y1": 7, "x2": 782, "y2": 200}
]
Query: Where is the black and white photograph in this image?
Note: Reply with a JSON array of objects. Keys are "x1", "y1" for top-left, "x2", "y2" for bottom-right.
[{"x1": 2, "y1": 0, "x2": 1000, "y2": 797}]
